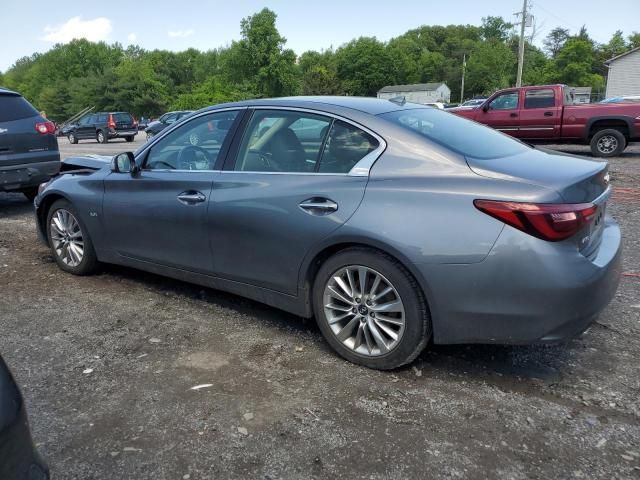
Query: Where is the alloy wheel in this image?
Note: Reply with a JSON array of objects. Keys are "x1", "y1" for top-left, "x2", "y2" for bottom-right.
[
  {"x1": 597, "y1": 135, "x2": 618, "y2": 154},
  {"x1": 50, "y1": 209, "x2": 84, "y2": 267},
  {"x1": 323, "y1": 265, "x2": 406, "y2": 356}
]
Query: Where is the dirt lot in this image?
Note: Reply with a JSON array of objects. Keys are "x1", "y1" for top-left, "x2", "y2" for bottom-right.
[{"x1": 1, "y1": 139, "x2": 639, "y2": 479}]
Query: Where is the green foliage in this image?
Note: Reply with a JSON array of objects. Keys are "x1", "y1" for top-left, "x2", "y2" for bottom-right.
[{"x1": 0, "y1": 11, "x2": 633, "y2": 120}]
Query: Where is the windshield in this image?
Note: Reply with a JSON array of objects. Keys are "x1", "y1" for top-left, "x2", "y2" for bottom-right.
[{"x1": 381, "y1": 108, "x2": 530, "y2": 160}]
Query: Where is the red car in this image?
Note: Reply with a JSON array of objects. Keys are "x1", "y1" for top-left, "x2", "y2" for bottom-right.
[{"x1": 450, "y1": 84, "x2": 640, "y2": 157}]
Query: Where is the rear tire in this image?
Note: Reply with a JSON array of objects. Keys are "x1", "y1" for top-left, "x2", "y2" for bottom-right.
[
  {"x1": 46, "y1": 199, "x2": 98, "y2": 275},
  {"x1": 590, "y1": 129, "x2": 625, "y2": 157},
  {"x1": 126, "y1": 136, "x2": 134, "y2": 142},
  {"x1": 21, "y1": 187, "x2": 38, "y2": 202},
  {"x1": 313, "y1": 247, "x2": 431, "y2": 370},
  {"x1": 68, "y1": 132, "x2": 78, "y2": 144},
  {"x1": 97, "y1": 130, "x2": 108, "y2": 144}
]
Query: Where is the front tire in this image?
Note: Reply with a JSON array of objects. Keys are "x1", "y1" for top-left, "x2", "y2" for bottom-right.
[
  {"x1": 313, "y1": 248, "x2": 431, "y2": 370},
  {"x1": 46, "y1": 199, "x2": 98, "y2": 275},
  {"x1": 590, "y1": 129, "x2": 625, "y2": 157}
]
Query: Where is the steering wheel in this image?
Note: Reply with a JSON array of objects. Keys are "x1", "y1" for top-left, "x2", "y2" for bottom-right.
[
  {"x1": 176, "y1": 145, "x2": 210, "y2": 170},
  {"x1": 149, "y1": 160, "x2": 175, "y2": 170}
]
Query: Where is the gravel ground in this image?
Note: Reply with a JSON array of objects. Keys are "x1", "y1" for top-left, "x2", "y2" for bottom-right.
[{"x1": 0, "y1": 139, "x2": 639, "y2": 479}]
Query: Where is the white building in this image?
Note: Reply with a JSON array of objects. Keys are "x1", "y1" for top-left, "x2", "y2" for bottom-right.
[
  {"x1": 605, "y1": 46, "x2": 640, "y2": 98},
  {"x1": 377, "y1": 83, "x2": 451, "y2": 104}
]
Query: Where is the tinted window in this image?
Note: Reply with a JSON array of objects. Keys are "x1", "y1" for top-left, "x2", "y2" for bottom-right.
[
  {"x1": 98, "y1": 114, "x2": 108, "y2": 122},
  {"x1": 144, "y1": 110, "x2": 238, "y2": 171},
  {"x1": 164, "y1": 113, "x2": 178, "y2": 124},
  {"x1": 382, "y1": 108, "x2": 530, "y2": 160},
  {"x1": 318, "y1": 120, "x2": 379, "y2": 173},
  {"x1": 0, "y1": 95, "x2": 39, "y2": 122},
  {"x1": 488, "y1": 92, "x2": 519, "y2": 110},
  {"x1": 78, "y1": 116, "x2": 90, "y2": 126},
  {"x1": 524, "y1": 89, "x2": 555, "y2": 109},
  {"x1": 87, "y1": 115, "x2": 98, "y2": 124},
  {"x1": 113, "y1": 113, "x2": 133, "y2": 122},
  {"x1": 235, "y1": 110, "x2": 331, "y2": 173}
]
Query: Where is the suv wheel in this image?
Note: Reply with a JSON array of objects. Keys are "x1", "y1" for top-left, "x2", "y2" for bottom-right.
[
  {"x1": 68, "y1": 132, "x2": 78, "y2": 144},
  {"x1": 590, "y1": 129, "x2": 625, "y2": 157},
  {"x1": 313, "y1": 248, "x2": 431, "y2": 370},
  {"x1": 97, "y1": 130, "x2": 108, "y2": 144},
  {"x1": 46, "y1": 199, "x2": 98, "y2": 275}
]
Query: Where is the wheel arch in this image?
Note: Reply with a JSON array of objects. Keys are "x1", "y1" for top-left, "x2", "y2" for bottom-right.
[
  {"x1": 299, "y1": 237, "x2": 435, "y2": 322},
  {"x1": 37, "y1": 192, "x2": 71, "y2": 245},
  {"x1": 586, "y1": 116, "x2": 633, "y2": 140}
]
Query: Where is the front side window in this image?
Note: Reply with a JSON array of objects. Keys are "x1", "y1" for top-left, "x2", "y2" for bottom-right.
[
  {"x1": 489, "y1": 92, "x2": 519, "y2": 110},
  {"x1": 524, "y1": 89, "x2": 555, "y2": 109},
  {"x1": 144, "y1": 110, "x2": 239, "y2": 171},
  {"x1": 235, "y1": 110, "x2": 331, "y2": 173},
  {"x1": 164, "y1": 113, "x2": 178, "y2": 124},
  {"x1": 78, "y1": 116, "x2": 90, "y2": 126},
  {"x1": 382, "y1": 107, "x2": 529, "y2": 160}
]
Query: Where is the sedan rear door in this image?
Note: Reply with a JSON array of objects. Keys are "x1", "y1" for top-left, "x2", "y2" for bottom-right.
[{"x1": 208, "y1": 108, "x2": 385, "y2": 296}]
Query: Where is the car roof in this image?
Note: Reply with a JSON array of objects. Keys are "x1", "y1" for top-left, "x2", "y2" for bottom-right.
[
  {"x1": 203, "y1": 96, "x2": 429, "y2": 116},
  {"x1": 0, "y1": 87, "x2": 20, "y2": 96}
]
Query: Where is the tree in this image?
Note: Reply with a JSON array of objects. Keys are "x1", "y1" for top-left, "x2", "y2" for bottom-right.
[
  {"x1": 543, "y1": 27, "x2": 570, "y2": 57},
  {"x1": 335, "y1": 37, "x2": 396, "y2": 96},
  {"x1": 466, "y1": 40, "x2": 515, "y2": 95},
  {"x1": 628, "y1": 32, "x2": 640, "y2": 48},
  {"x1": 546, "y1": 38, "x2": 604, "y2": 90},
  {"x1": 481, "y1": 16, "x2": 513, "y2": 42}
]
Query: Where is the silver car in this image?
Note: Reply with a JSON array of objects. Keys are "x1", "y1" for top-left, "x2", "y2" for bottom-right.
[{"x1": 34, "y1": 97, "x2": 622, "y2": 370}]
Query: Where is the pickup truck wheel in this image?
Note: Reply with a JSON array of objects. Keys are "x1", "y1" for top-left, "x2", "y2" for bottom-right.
[{"x1": 590, "y1": 129, "x2": 625, "y2": 157}]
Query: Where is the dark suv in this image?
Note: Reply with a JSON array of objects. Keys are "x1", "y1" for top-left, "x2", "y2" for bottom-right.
[
  {"x1": 0, "y1": 87, "x2": 60, "y2": 200},
  {"x1": 144, "y1": 110, "x2": 193, "y2": 140},
  {"x1": 67, "y1": 112, "x2": 138, "y2": 144}
]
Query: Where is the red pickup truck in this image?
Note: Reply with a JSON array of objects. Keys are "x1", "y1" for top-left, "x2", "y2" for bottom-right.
[{"x1": 450, "y1": 84, "x2": 640, "y2": 157}]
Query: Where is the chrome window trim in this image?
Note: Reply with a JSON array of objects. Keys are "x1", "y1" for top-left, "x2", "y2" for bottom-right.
[{"x1": 240, "y1": 106, "x2": 387, "y2": 177}]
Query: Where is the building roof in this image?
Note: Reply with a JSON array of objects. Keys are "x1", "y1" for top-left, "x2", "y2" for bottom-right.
[
  {"x1": 378, "y1": 83, "x2": 446, "y2": 93},
  {"x1": 605, "y1": 46, "x2": 640, "y2": 65}
]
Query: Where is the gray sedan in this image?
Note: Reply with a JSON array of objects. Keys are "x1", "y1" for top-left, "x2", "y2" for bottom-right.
[{"x1": 34, "y1": 97, "x2": 621, "y2": 369}]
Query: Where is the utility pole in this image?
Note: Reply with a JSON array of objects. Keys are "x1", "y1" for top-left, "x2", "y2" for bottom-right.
[
  {"x1": 516, "y1": 0, "x2": 528, "y2": 87},
  {"x1": 460, "y1": 53, "x2": 466, "y2": 103}
]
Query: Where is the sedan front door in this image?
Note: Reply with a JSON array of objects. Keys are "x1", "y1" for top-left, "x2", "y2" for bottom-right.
[
  {"x1": 209, "y1": 108, "x2": 384, "y2": 295},
  {"x1": 102, "y1": 109, "x2": 243, "y2": 273}
]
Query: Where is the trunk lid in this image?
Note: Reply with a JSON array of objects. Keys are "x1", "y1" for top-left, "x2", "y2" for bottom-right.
[{"x1": 466, "y1": 146, "x2": 610, "y2": 257}]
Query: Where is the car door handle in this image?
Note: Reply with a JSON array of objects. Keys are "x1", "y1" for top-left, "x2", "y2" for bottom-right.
[
  {"x1": 543, "y1": 111, "x2": 553, "y2": 116},
  {"x1": 510, "y1": 113, "x2": 518, "y2": 118},
  {"x1": 299, "y1": 197, "x2": 338, "y2": 215},
  {"x1": 177, "y1": 191, "x2": 206, "y2": 205}
]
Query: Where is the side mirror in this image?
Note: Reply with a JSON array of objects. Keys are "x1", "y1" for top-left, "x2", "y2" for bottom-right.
[
  {"x1": 111, "y1": 152, "x2": 139, "y2": 175},
  {"x1": 482, "y1": 104, "x2": 490, "y2": 112}
]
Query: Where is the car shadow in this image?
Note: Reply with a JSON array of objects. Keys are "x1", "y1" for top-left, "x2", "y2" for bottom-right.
[{"x1": 0, "y1": 193, "x2": 33, "y2": 218}]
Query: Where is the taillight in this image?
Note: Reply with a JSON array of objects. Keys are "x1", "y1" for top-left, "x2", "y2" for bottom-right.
[
  {"x1": 35, "y1": 121, "x2": 55, "y2": 134},
  {"x1": 474, "y1": 199, "x2": 598, "y2": 242},
  {"x1": 108, "y1": 114, "x2": 116, "y2": 129}
]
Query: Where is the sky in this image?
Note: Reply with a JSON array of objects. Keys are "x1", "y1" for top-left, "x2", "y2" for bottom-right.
[{"x1": 1, "y1": 0, "x2": 639, "y2": 72}]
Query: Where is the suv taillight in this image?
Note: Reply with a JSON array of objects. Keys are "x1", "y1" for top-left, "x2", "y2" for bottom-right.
[
  {"x1": 108, "y1": 114, "x2": 116, "y2": 129},
  {"x1": 35, "y1": 121, "x2": 56, "y2": 134},
  {"x1": 474, "y1": 199, "x2": 598, "y2": 242}
]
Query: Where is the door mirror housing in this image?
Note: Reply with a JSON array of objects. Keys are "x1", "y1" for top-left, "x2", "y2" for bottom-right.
[
  {"x1": 111, "y1": 152, "x2": 139, "y2": 175},
  {"x1": 482, "y1": 103, "x2": 490, "y2": 112}
]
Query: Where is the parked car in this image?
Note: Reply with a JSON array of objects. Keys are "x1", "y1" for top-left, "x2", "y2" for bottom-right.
[
  {"x1": 145, "y1": 111, "x2": 193, "y2": 140},
  {"x1": 0, "y1": 354, "x2": 49, "y2": 479},
  {"x1": 449, "y1": 84, "x2": 640, "y2": 157},
  {"x1": 67, "y1": 112, "x2": 138, "y2": 144},
  {"x1": 35, "y1": 97, "x2": 621, "y2": 370},
  {"x1": 0, "y1": 87, "x2": 60, "y2": 200}
]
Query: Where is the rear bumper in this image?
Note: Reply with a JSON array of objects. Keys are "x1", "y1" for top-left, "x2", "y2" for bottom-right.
[
  {"x1": 108, "y1": 129, "x2": 138, "y2": 138},
  {"x1": 420, "y1": 218, "x2": 622, "y2": 345},
  {"x1": 0, "y1": 160, "x2": 60, "y2": 192}
]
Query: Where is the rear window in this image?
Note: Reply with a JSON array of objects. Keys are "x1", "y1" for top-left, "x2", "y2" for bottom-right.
[
  {"x1": 381, "y1": 108, "x2": 530, "y2": 160},
  {"x1": 524, "y1": 89, "x2": 555, "y2": 109},
  {"x1": 0, "y1": 94, "x2": 39, "y2": 122},
  {"x1": 113, "y1": 113, "x2": 133, "y2": 122}
]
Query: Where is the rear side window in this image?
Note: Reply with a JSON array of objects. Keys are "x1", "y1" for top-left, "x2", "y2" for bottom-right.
[
  {"x1": 98, "y1": 114, "x2": 108, "y2": 122},
  {"x1": 0, "y1": 94, "x2": 38, "y2": 122},
  {"x1": 382, "y1": 108, "x2": 530, "y2": 160},
  {"x1": 318, "y1": 120, "x2": 379, "y2": 173},
  {"x1": 524, "y1": 89, "x2": 555, "y2": 109}
]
